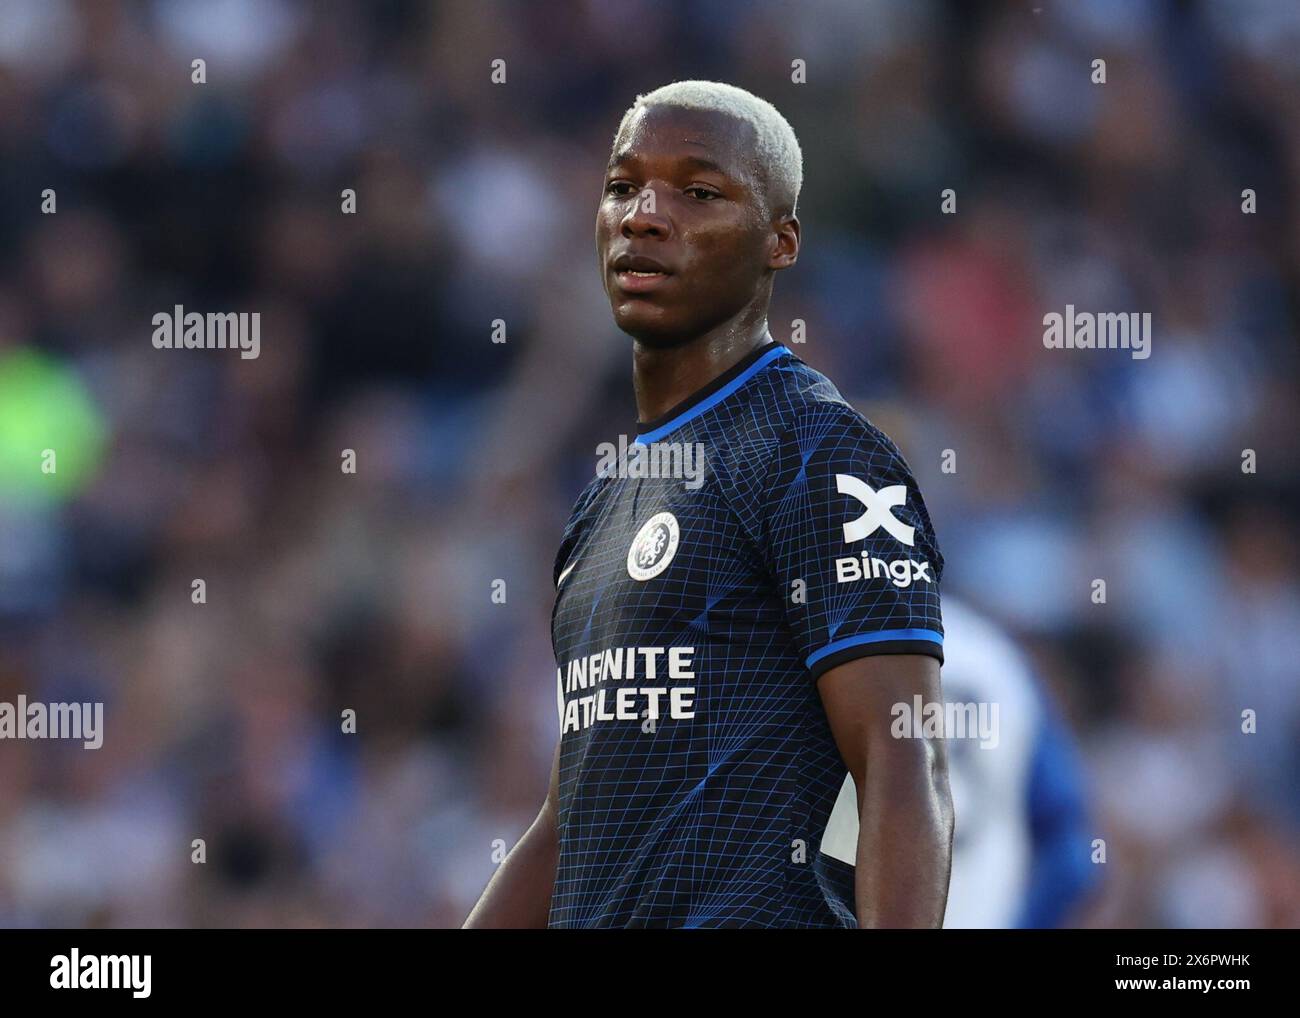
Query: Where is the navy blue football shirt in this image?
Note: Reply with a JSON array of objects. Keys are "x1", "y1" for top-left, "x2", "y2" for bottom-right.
[{"x1": 548, "y1": 342, "x2": 944, "y2": 928}]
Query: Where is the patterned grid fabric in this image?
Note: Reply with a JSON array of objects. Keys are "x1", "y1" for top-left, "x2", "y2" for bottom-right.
[{"x1": 547, "y1": 342, "x2": 944, "y2": 928}]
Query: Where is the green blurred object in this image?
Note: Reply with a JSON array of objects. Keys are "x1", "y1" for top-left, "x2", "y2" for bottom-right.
[{"x1": 0, "y1": 347, "x2": 106, "y2": 506}]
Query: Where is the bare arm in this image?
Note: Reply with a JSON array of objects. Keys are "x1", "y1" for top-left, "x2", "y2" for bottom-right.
[
  {"x1": 462, "y1": 742, "x2": 561, "y2": 929},
  {"x1": 818, "y1": 654, "x2": 953, "y2": 928}
]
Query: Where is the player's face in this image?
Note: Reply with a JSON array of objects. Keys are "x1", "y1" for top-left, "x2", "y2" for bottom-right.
[{"x1": 597, "y1": 105, "x2": 776, "y2": 347}]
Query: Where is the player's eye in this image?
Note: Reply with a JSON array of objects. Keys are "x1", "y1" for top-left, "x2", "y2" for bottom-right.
[
  {"x1": 685, "y1": 186, "x2": 721, "y2": 201},
  {"x1": 606, "y1": 180, "x2": 637, "y2": 197}
]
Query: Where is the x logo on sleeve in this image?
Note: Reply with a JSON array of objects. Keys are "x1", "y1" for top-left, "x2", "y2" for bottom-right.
[{"x1": 835, "y1": 475, "x2": 916, "y2": 547}]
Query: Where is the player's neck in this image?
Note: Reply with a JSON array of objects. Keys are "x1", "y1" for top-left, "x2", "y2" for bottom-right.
[{"x1": 632, "y1": 320, "x2": 775, "y2": 425}]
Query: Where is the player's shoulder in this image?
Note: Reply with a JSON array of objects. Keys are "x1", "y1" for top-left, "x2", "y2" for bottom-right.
[{"x1": 726, "y1": 350, "x2": 911, "y2": 479}]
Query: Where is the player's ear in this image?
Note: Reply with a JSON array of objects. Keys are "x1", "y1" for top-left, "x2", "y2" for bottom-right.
[{"x1": 769, "y1": 214, "x2": 799, "y2": 271}]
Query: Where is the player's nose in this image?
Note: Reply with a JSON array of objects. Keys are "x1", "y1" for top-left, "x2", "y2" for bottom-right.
[{"x1": 621, "y1": 185, "x2": 672, "y2": 239}]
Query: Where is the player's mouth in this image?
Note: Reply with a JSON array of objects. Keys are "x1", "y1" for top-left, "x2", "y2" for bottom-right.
[{"x1": 611, "y1": 254, "x2": 674, "y2": 294}]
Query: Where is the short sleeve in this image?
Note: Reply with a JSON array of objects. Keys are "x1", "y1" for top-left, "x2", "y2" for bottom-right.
[{"x1": 759, "y1": 403, "x2": 944, "y2": 680}]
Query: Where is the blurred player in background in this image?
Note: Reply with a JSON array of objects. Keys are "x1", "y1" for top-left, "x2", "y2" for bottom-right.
[{"x1": 822, "y1": 596, "x2": 1101, "y2": 927}]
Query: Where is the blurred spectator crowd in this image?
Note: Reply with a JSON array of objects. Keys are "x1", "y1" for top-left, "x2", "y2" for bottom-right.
[{"x1": 0, "y1": 0, "x2": 1297, "y2": 927}]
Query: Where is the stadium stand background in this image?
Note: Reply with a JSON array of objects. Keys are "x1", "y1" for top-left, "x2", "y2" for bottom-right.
[{"x1": 0, "y1": 0, "x2": 1296, "y2": 927}]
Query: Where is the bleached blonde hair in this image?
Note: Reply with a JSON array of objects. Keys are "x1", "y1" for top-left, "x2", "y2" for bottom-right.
[{"x1": 613, "y1": 80, "x2": 803, "y2": 218}]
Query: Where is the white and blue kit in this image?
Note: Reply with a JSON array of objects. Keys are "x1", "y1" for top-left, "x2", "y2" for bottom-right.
[{"x1": 821, "y1": 597, "x2": 1098, "y2": 927}]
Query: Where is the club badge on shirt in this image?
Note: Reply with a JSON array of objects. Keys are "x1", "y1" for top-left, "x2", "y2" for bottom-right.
[{"x1": 627, "y1": 511, "x2": 680, "y2": 581}]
